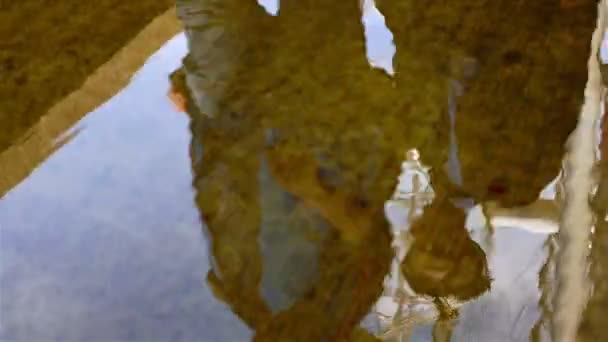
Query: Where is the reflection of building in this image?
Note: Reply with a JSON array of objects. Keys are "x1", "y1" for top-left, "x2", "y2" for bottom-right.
[{"x1": 0, "y1": 9, "x2": 180, "y2": 198}]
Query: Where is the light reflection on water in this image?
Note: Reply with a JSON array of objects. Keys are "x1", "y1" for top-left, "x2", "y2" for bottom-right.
[{"x1": 0, "y1": 34, "x2": 251, "y2": 341}]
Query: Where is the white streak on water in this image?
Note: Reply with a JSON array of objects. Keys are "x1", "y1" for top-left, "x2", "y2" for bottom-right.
[{"x1": 553, "y1": 3, "x2": 604, "y2": 340}]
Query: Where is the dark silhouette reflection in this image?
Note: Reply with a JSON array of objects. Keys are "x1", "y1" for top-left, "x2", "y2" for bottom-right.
[{"x1": 170, "y1": 0, "x2": 595, "y2": 340}]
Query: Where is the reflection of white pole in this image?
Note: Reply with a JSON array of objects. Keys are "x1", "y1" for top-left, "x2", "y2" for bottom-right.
[{"x1": 553, "y1": 2, "x2": 604, "y2": 341}]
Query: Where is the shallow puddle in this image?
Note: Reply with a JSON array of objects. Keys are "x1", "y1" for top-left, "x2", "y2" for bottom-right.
[{"x1": 0, "y1": 1, "x2": 605, "y2": 341}]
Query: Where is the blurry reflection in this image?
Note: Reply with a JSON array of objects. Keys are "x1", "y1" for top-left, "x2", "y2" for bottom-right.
[
  {"x1": 379, "y1": 151, "x2": 488, "y2": 340},
  {"x1": 531, "y1": 234, "x2": 558, "y2": 342},
  {"x1": 171, "y1": 3, "x2": 394, "y2": 340},
  {"x1": 380, "y1": 148, "x2": 563, "y2": 340},
  {"x1": 176, "y1": 71, "x2": 394, "y2": 340},
  {"x1": 578, "y1": 47, "x2": 608, "y2": 340},
  {"x1": 169, "y1": 0, "x2": 595, "y2": 340}
]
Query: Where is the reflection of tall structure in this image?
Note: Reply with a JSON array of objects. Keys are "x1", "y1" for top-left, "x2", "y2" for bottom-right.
[
  {"x1": 174, "y1": 0, "x2": 596, "y2": 340},
  {"x1": 0, "y1": 9, "x2": 181, "y2": 199},
  {"x1": 552, "y1": 5, "x2": 606, "y2": 340},
  {"x1": 578, "y1": 18, "x2": 608, "y2": 339}
]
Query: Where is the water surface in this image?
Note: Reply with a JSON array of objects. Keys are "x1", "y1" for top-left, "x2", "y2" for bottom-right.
[{"x1": 0, "y1": 1, "x2": 602, "y2": 341}]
